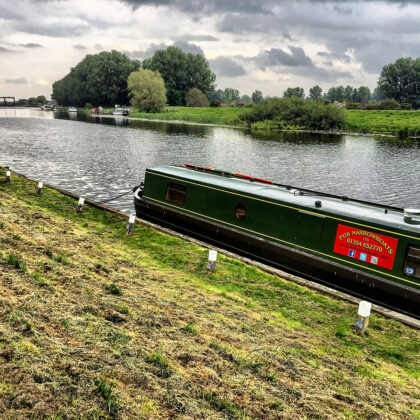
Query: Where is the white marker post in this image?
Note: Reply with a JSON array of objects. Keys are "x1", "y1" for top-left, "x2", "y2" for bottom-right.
[
  {"x1": 5, "y1": 170, "x2": 10, "y2": 182},
  {"x1": 76, "y1": 197, "x2": 85, "y2": 213},
  {"x1": 126, "y1": 214, "x2": 136, "y2": 236},
  {"x1": 207, "y1": 250, "x2": 218, "y2": 271},
  {"x1": 36, "y1": 181, "x2": 43, "y2": 195},
  {"x1": 355, "y1": 300, "x2": 372, "y2": 335}
]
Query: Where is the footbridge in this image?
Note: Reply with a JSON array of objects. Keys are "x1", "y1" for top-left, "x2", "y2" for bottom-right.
[{"x1": 0, "y1": 97, "x2": 16, "y2": 105}]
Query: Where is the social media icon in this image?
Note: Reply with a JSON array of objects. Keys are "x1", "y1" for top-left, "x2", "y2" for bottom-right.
[
  {"x1": 348, "y1": 249, "x2": 356, "y2": 258},
  {"x1": 405, "y1": 267, "x2": 414, "y2": 275},
  {"x1": 370, "y1": 256, "x2": 378, "y2": 265},
  {"x1": 359, "y1": 253, "x2": 367, "y2": 261}
]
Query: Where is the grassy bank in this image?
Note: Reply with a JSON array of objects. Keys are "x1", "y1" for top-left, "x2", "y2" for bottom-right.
[
  {"x1": 344, "y1": 110, "x2": 420, "y2": 136},
  {"x1": 85, "y1": 106, "x2": 420, "y2": 136},
  {"x1": 128, "y1": 106, "x2": 245, "y2": 126},
  {"x1": 2, "y1": 171, "x2": 419, "y2": 419}
]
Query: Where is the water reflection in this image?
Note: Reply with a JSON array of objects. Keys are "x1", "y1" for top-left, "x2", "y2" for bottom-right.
[{"x1": 0, "y1": 108, "x2": 418, "y2": 213}]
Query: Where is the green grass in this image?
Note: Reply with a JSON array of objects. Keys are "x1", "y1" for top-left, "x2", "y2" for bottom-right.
[
  {"x1": 127, "y1": 106, "x2": 245, "y2": 126},
  {"x1": 345, "y1": 110, "x2": 420, "y2": 135},
  {"x1": 0, "y1": 170, "x2": 419, "y2": 419}
]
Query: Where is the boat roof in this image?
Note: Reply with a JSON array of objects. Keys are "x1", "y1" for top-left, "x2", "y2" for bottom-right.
[{"x1": 146, "y1": 165, "x2": 420, "y2": 235}]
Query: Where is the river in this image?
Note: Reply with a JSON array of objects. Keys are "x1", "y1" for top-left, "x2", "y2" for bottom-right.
[{"x1": 0, "y1": 107, "x2": 418, "y2": 213}]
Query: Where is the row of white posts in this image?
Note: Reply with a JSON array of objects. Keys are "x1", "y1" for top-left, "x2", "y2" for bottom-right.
[{"x1": 4, "y1": 169, "x2": 373, "y2": 334}]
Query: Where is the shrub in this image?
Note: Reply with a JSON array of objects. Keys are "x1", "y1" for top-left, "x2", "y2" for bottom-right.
[
  {"x1": 366, "y1": 103, "x2": 379, "y2": 110},
  {"x1": 400, "y1": 102, "x2": 412, "y2": 110},
  {"x1": 210, "y1": 99, "x2": 221, "y2": 107},
  {"x1": 345, "y1": 102, "x2": 360, "y2": 110},
  {"x1": 240, "y1": 97, "x2": 346, "y2": 130},
  {"x1": 378, "y1": 99, "x2": 400, "y2": 110},
  {"x1": 186, "y1": 88, "x2": 209, "y2": 107},
  {"x1": 85, "y1": 102, "x2": 93, "y2": 110},
  {"x1": 104, "y1": 283, "x2": 122, "y2": 295}
]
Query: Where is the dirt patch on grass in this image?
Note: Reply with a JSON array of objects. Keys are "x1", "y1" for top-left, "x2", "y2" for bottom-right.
[{"x1": 0, "y1": 171, "x2": 419, "y2": 419}]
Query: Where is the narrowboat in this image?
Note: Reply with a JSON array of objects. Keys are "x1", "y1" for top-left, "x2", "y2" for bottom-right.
[{"x1": 133, "y1": 165, "x2": 420, "y2": 317}]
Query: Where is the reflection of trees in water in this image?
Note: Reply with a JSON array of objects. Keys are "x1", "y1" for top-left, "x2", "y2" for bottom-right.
[
  {"x1": 128, "y1": 119, "x2": 212, "y2": 137},
  {"x1": 55, "y1": 112, "x2": 211, "y2": 136},
  {"x1": 245, "y1": 129, "x2": 344, "y2": 145}
]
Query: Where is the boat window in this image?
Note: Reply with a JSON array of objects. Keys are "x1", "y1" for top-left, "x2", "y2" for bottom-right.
[
  {"x1": 403, "y1": 245, "x2": 420, "y2": 279},
  {"x1": 235, "y1": 203, "x2": 247, "y2": 220},
  {"x1": 166, "y1": 182, "x2": 186, "y2": 205}
]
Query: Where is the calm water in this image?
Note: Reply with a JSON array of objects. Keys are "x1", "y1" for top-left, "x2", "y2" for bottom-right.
[{"x1": 0, "y1": 107, "x2": 419, "y2": 213}]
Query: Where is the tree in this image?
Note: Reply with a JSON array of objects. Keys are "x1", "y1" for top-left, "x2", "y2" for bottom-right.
[
  {"x1": 251, "y1": 90, "x2": 263, "y2": 104},
  {"x1": 223, "y1": 88, "x2": 240, "y2": 104},
  {"x1": 127, "y1": 69, "x2": 166, "y2": 112},
  {"x1": 357, "y1": 86, "x2": 371, "y2": 103},
  {"x1": 283, "y1": 87, "x2": 305, "y2": 98},
  {"x1": 309, "y1": 85, "x2": 322, "y2": 100},
  {"x1": 240, "y1": 95, "x2": 252, "y2": 105},
  {"x1": 52, "y1": 51, "x2": 140, "y2": 106},
  {"x1": 142, "y1": 46, "x2": 216, "y2": 106},
  {"x1": 326, "y1": 86, "x2": 345, "y2": 102},
  {"x1": 377, "y1": 57, "x2": 420, "y2": 109},
  {"x1": 36, "y1": 95, "x2": 47, "y2": 104},
  {"x1": 343, "y1": 85, "x2": 354, "y2": 101},
  {"x1": 28, "y1": 97, "x2": 38, "y2": 107},
  {"x1": 186, "y1": 88, "x2": 209, "y2": 107}
]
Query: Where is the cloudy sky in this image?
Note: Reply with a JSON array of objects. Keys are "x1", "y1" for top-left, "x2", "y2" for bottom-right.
[{"x1": 0, "y1": 0, "x2": 419, "y2": 99}]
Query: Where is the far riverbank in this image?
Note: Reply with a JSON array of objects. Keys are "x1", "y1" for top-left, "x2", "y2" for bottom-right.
[{"x1": 94, "y1": 107, "x2": 420, "y2": 138}]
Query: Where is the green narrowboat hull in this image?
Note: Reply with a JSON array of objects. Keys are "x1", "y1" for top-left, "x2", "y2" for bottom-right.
[{"x1": 134, "y1": 165, "x2": 420, "y2": 318}]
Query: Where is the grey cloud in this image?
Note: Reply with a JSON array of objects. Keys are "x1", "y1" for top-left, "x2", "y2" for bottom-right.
[
  {"x1": 94, "y1": 43, "x2": 104, "y2": 50},
  {"x1": 130, "y1": 42, "x2": 168, "y2": 59},
  {"x1": 5, "y1": 77, "x2": 27, "y2": 84},
  {"x1": 173, "y1": 40, "x2": 204, "y2": 55},
  {"x1": 256, "y1": 47, "x2": 313, "y2": 69},
  {"x1": 129, "y1": 41, "x2": 204, "y2": 59},
  {"x1": 19, "y1": 43, "x2": 43, "y2": 48},
  {"x1": 209, "y1": 56, "x2": 246, "y2": 77},
  {"x1": 172, "y1": 34, "x2": 219, "y2": 42},
  {"x1": 0, "y1": 46, "x2": 18, "y2": 53},
  {"x1": 317, "y1": 51, "x2": 352, "y2": 63},
  {"x1": 73, "y1": 44, "x2": 87, "y2": 50},
  {"x1": 15, "y1": 21, "x2": 90, "y2": 37}
]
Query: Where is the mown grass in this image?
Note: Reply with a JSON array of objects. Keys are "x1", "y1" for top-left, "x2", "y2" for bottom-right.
[
  {"x1": 345, "y1": 109, "x2": 420, "y2": 135},
  {"x1": 0, "y1": 169, "x2": 419, "y2": 419}
]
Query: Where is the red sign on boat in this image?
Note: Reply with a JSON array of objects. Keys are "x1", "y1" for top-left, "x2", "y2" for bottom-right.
[{"x1": 333, "y1": 224, "x2": 398, "y2": 270}]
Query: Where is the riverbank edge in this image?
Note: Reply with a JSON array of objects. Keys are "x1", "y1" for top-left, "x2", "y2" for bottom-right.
[
  {"x1": 3, "y1": 166, "x2": 419, "y2": 329},
  {"x1": 86, "y1": 109, "x2": 420, "y2": 139}
]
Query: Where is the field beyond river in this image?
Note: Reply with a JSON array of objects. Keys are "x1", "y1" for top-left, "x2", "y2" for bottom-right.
[
  {"x1": 124, "y1": 107, "x2": 420, "y2": 136},
  {"x1": 0, "y1": 170, "x2": 419, "y2": 419}
]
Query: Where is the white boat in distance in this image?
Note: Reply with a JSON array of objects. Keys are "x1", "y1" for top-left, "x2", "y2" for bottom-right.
[
  {"x1": 113, "y1": 108, "x2": 130, "y2": 116},
  {"x1": 68, "y1": 107, "x2": 77, "y2": 113}
]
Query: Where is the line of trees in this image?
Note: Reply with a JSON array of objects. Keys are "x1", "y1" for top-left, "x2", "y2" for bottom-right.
[{"x1": 51, "y1": 47, "x2": 264, "y2": 110}]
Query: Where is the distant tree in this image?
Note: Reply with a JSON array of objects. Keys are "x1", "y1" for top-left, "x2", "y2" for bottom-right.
[
  {"x1": 377, "y1": 57, "x2": 420, "y2": 109},
  {"x1": 186, "y1": 88, "x2": 209, "y2": 107},
  {"x1": 222, "y1": 88, "x2": 240, "y2": 104},
  {"x1": 127, "y1": 68, "x2": 166, "y2": 112},
  {"x1": 240, "y1": 94, "x2": 252, "y2": 105},
  {"x1": 326, "y1": 86, "x2": 345, "y2": 102},
  {"x1": 357, "y1": 86, "x2": 371, "y2": 103},
  {"x1": 28, "y1": 97, "x2": 38, "y2": 107},
  {"x1": 52, "y1": 51, "x2": 140, "y2": 106},
  {"x1": 36, "y1": 95, "x2": 47, "y2": 104},
  {"x1": 343, "y1": 85, "x2": 354, "y2": 101},
  {"x1": 309, "y1": 85, "x2": 322, "y2": 100},
  {"x1": 142, "y1": 46, "x2": 216, "y2": 106},
  {"x1": 208, "y1": 89, "x2": 224, "y2": 103},
  {"x1": 371, "y1": 87, "x2": 384, "y2": 102},
  {"x1": 283, "y1": 87, "x2": 305, "y2": 98},
  {"x1": 251, "y1": 90, "x2": 263, "y2": 104}
]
